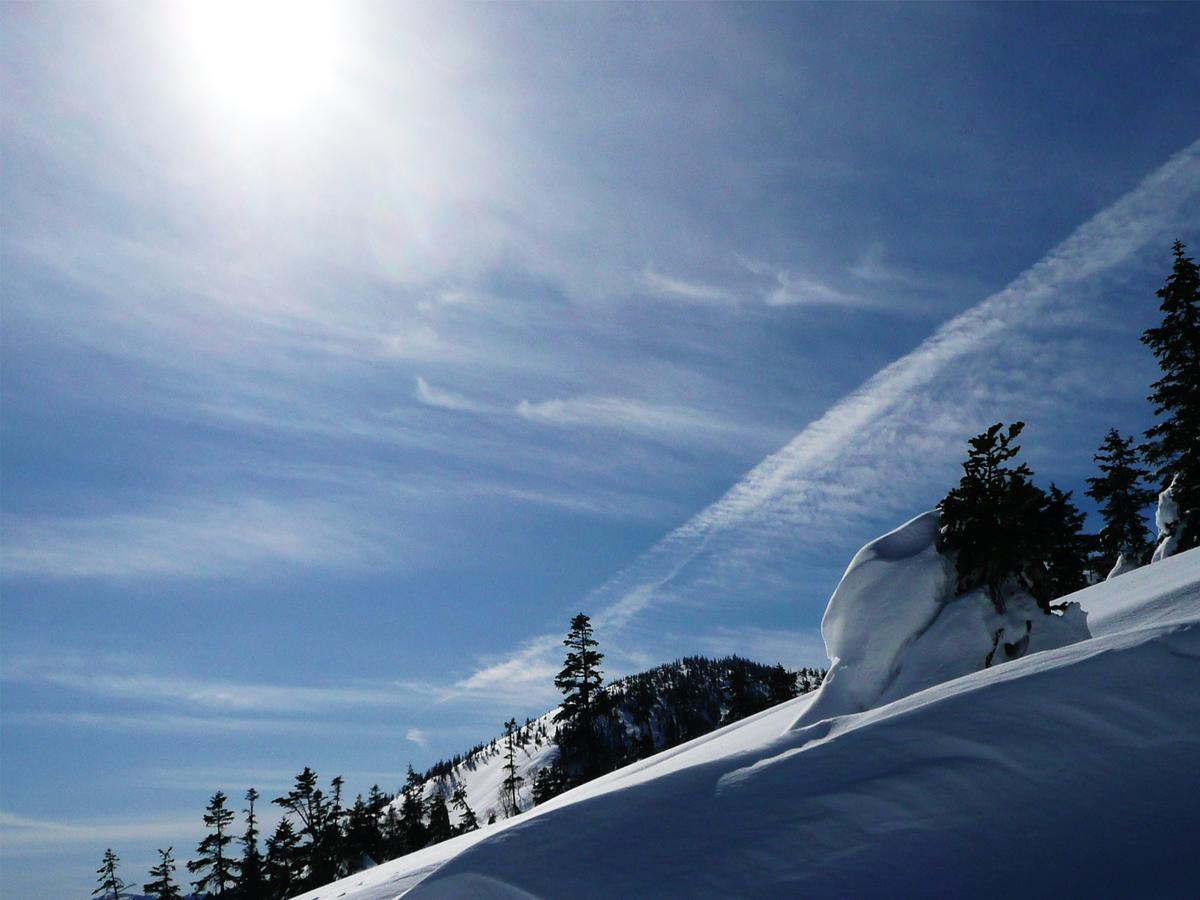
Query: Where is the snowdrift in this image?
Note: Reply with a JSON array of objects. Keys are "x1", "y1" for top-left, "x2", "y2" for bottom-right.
[{"x1": 295, "y1": 546, "x2": 1200, "y2": 899}]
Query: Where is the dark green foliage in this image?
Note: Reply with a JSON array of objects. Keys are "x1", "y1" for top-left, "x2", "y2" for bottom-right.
[
  {"x1": 272, "y1": 767, "x2": 340, "y2": 887},
  {"x1": 143, "y1": 846, "x2": 182, "y2": 900},
  {"x1": 188, "y1": 791, "x2": 237, "y2": 897},
  {"x1": 938, "y1": 422, "x2": 1054, "y2": 612},
  {"x1": 426, "y1": 790, "x2": 454, "y2": 843},
  {"x1": 236, "y1": 788, "x2": 265, "y2": 900},
  {"x1": 93, "y1": 848, "x2": 125, "y2": 900},
  {"x1": 554, "y1": 613, "x2": 605, "y2": 728},
  {"x1": 450, "y1": 783, "x2": 478, "y2": 833},
  {"x1": 344, "y1": 791, "x2": 386, "y2": 866},
  {"x1": 1039, "y1": 484, "x2": 1091, "y2": 599},
  {"x1": 263, "y1": 819, "x2": 302, "y2": 900},
  {"x1": 398, "y1": 764, "x2": 428, "y2": 853},
  {"x1": 1086, "y1": 428, "x2": 1154, "y2": 570},
  {"x1": 1141, "y1": 240, "x2": 1200, "y2": 552},
  {"x1": 530, "y1": 765, "x2": 566, "y2": 806}
]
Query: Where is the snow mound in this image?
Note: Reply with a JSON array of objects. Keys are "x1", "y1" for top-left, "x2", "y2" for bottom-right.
[
  {"x1": 801, "y1": 510, "x2": 1087, "y2": 724},
  {"x1": 294, "y1": 549, "x2": 1200, "y2": 899}
]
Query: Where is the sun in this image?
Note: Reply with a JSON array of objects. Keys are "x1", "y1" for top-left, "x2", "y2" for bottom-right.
[{"x1": 181, "y1": 0, "x2": 342, "y2": 119}]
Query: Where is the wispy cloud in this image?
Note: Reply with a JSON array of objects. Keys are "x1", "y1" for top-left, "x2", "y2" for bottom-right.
[
  {"x1": 736, "y1": 254, "x2": 874, "y2": 308},
  {"x1": 456, "y1": 139, "x2": 1200, "y2": 690},
  {"x1": 640, "y1": 266, "x2": 736, "y2": 304},
  {"x1": 414, "y1": 376, "x2": 494, "y2": 413},
  {"x1": 0, "y1": 810, "x2": 200, "y2": 856},
  {"x1": 515, "y1": 395, "x2": 734, "y2": 441},
  {"x1": 0, "y1": 497, "x2": 389, "y2": 579}
]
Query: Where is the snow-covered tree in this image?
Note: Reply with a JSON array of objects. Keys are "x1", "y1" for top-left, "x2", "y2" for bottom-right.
[{"x1": 1141, "y1": 240, "x2": 1200, "y2": 554}]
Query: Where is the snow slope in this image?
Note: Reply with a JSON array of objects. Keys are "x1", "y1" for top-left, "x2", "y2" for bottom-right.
[{"x1": 296, "y1": 547, "x2": 1200, "y2": 899}]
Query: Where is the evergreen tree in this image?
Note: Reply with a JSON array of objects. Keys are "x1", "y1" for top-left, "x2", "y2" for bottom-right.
[
  {"x1": 236, "y1": 788, "x2": 266, "y2": 900},
  {"x1": 263, "y1": 819, "x2": 302, "y2": 900},
  {"x1": 530, "y1": 766, "x2": 565, "y2": 806},
  {"x1": 1086, "y1": 428, "x2": 1154, "y2": 571},
  {"x1": 188, "y1": 790, "x2": 238, "y2": 897},
  {"x1": 426, "y1": 790, "x2": 454, "y2": 843},
  {"x1": 553, "y1": 613, "x2": 604, "y2": 727},
  {"x1": 143, "y1": 847, "x2": 182, "y2": 900},
  {"x1": 273, "y1": 767, "x2": 336, "y2": 886},
  {"x1": 344, "y1": 794, "x2": 382, "y2": 867},
  {"x1": 499, "y1": 718, "x2": 524, "y2": 817},
  {"x1": 766, "y1": 663, "x2": 798, "y2": 705},
  {"x1": 1039, "y1": 484, "x2": 1091, "y2": 600},
  {"x1": 938, "y1": 422, "x2": 1050, "y2": 612},
  {"x1": 1141, "y1": 240, "x2": 1200, "y2": 552},
  {"x1": 450, "y1": 783, "x2": 478, "y2": 833},
  {"x1": 93, "y1": 848, "x2": 125, "y2": 900},
  {"x1": 398, "y1": 764, "x2": 428, "y2": 852},
  {"x1": 553, "y1": 613, "x2": 606, "y2": 778}
]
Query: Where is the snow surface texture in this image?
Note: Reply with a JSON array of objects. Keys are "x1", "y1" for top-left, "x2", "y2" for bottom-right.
[
  {"x1": 295, "y1": 547, "x2": 1200, "y2": 900},
  {"x1": 1152, "y1": 475, "x2": 1184, "y2": 563}
]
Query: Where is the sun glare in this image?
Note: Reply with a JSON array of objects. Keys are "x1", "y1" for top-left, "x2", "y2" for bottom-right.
[{"x1": 182, "y1": 0, "x2": 341, "y2": 119}]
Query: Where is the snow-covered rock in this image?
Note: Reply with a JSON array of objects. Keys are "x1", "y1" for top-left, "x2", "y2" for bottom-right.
[
  {"x1": 1152, "y1": 474, "x2": 1184, "y2": 562},
  {"x1": 800, "y1": 510, "x2": 1088, "y2": 725},
  {"x1": 1105, "y1": 551, "x2": 1137, "y2": 580}
]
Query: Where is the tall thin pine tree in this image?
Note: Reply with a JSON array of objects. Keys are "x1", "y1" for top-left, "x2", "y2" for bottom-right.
[
  {"x1": 143, "y1": 847, "x2": 182, "y2": 900},
  {"x1": 1086, "y1": 428, "x2": 1154, "y2": 571},
  {"x1": 1141, "y1": 240, "x2": 1200, "y2": 552},
  {"x1": 92, "y1": 848, "x2": 125, "y2": 900},
  {"x1": 188, "y1": 790, "x2": 238, "y2": 896}
]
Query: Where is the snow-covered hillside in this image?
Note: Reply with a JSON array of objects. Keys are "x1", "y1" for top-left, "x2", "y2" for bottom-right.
[{"x1": 296, "y1": 545, "x2": 1200, "y2": 899}]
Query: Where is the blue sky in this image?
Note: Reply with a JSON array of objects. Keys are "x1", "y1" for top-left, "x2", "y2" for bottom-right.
[{"x1": 2, "y1": 2, "x2": 1199, "y2": 895}]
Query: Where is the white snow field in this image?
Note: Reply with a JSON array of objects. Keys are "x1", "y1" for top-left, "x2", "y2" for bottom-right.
[{"x1": 295, "y1": 539, "x2": 1200, "y2": 899}]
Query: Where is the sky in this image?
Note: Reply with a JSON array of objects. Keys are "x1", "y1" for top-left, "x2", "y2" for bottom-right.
[{"x1": 1, "y1": 1, "x2": 1198, "y2": 896}]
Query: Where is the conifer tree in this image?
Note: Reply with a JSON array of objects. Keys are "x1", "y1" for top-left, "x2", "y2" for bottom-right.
[
  {"x1": 93, "y1": 848, "x2": 125, "y2": 900},
  {"x1": 344, "y1": 794, "x2": 382, "y2": 866},
  {"x1": 273, "y1": 767, "x2": 336, "y2": 886},
  {"x1": 263, "y1": 819, "x2": 302, "y2": 900},
  {"x1": 188, "y1": 791, "x2": 238, "y2": 896},
  {"x1": 450, "y1": 783, "x2": 478, "y2": 833},
  {"x1": 1039, "y1": 484, "x2": 1091, "y2": 600},
  {"x1": 143, "y1": 847, "x2": 182, "y2": 900},
  {"x1": 426, "y1": 790, "x2": 454, "y2": 843},
  {"x1": 398, "y1": 764, "x2": 428, "y2": 852},
  {"x1": 499, "y1": 717, "x2": 524, "y2": 817},
  {"x1": 1141, "y1": 240, "x2": 1200, "y2": 552},
  {"x1": 1086, "y1": 428, "x2": 1154, "y2": 571},
  {"x1": 554, "y1": 614, "x2": 604, "y2": 727},
  {"x1": 939, "y1": 422, "x2": 1050, "y2": 612},
  {"x1": 236, "y1": 788, "x2": 265, "y2": 900}
]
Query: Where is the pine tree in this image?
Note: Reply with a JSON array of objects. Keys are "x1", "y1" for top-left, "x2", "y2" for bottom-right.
[
  {"x1": 344, "y1": 794, "x2": 382, "y2": 867},
  {"x1": 398, "y1": 764, "x2": 428, "y2": 852},
  {"x1": 263, "y1": 819, "x2": 302, "y2": 899},
  {"x1": 499, "y1": 717, "x2": 524, "y2": 817},
  {"x1": 273, "y1": 766, "x2": 336, "y2": 886},
  {"x1": 554, "y1": 614, "x2": 605, "y2": 727},
  {"x1": 143, "y1": 847, "x2": 182, "y2": 900},
  {"x1": 1039, "y1": 484, "x2": 1091, "y2": 600},
  {"x1": 236, "y1": 788, "x2": 266, "y2": 900},
  {"x1": 1086, "y1": 428, "x2": 1154, "y2": 571},
  {"x1": 93, "y1": 848, "x2": 125, "y2": 900},
  {"x1": 188, "y1": 790, "x2": 238, "y2": 897},
  {"x1": 426, "y1": 790, "x2": 454, "y2": 843},
  {"x1": 939, "y1": 422, "x2": 1052, "y2": 612},
  {"x1": 450, "y1": 783, "x2": 478, "y2": 833},
  {"x1": 1141, "y1": 240, "x2": 1200, "y2": 552}
]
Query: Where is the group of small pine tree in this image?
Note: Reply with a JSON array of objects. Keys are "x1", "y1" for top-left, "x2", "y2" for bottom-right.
[{"x1": 938, "y1": 241, "x2": 1199, "y2": 613}]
